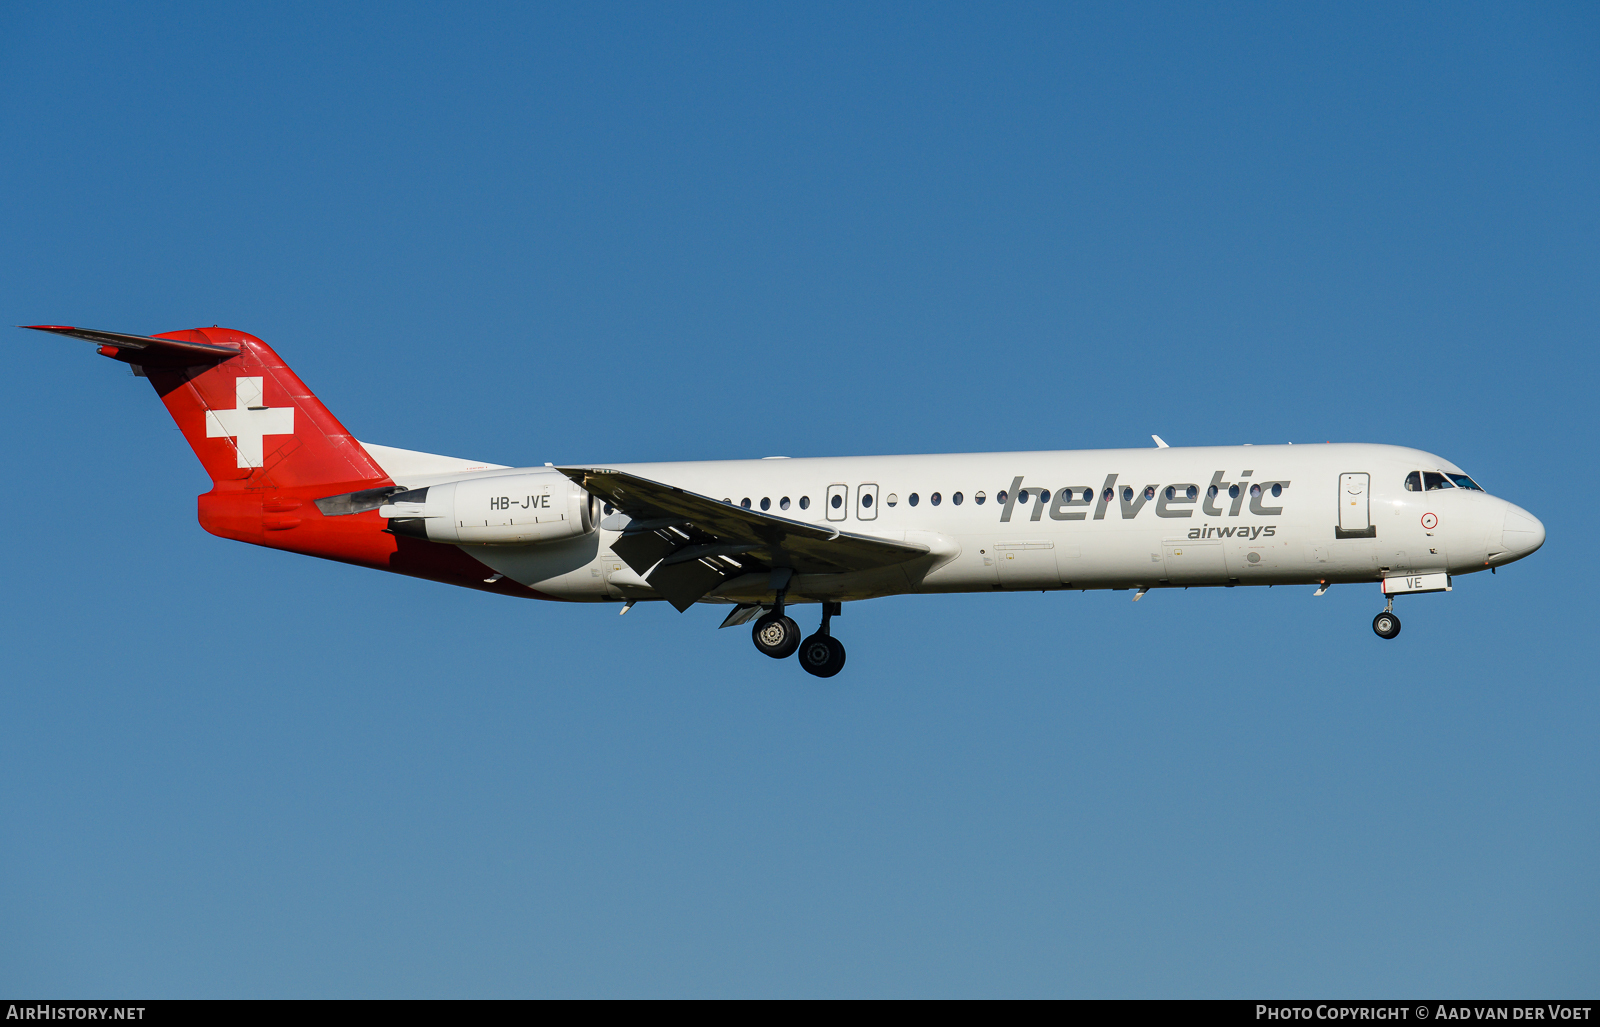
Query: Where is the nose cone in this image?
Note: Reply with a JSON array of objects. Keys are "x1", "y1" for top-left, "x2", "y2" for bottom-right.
[{"x1": 1500, "y1": 504, "x2": 1546, "y2": 561}]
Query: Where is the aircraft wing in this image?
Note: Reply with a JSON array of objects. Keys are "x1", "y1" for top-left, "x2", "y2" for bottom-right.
[{"x1": 557, "y1": 466, "x2": 930, "y2": 611}]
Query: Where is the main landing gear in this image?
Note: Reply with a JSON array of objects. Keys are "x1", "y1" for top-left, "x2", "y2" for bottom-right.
[
  {"x1": 798, "y1": 602, "x2": 846, "y2": 679},
  {"x1": 1373, "y1": 594, "x2": 1401, "y2": 640},
  {"x1": 752, "y1": 575, "x2": 802, "y2": 659},
  {"x1": 752, "y1": 611, "x2": 801, "y2": 659},
  {"x1": 750, "y1": 595, "x2": 846, "y2": 677}
]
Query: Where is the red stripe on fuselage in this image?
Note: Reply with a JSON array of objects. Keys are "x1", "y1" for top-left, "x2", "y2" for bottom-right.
[{"x1": 196, "y1": 486, "x2": 563, "y2": 600}]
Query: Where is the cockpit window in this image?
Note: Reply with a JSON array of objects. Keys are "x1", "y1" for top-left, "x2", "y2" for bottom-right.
[
  {"x1": 1447, "y1": 473, "x2": 1483, "y2": 491},
  {"x1": 1422, "y1": 472, "x2": 1453, "y2": 490},
  {"x1": 1405, "y1": 472, "x2": 1422, "y2": 492}
]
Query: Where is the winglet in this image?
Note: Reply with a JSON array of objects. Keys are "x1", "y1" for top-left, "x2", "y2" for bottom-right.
[{"x1": 1152, "y1": 435, "x2": 1170, "y2": 448}]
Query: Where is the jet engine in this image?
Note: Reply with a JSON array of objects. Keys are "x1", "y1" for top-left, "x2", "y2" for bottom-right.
[{"x1": 380, "y1": 471, "x2": 596, "y2": 545}]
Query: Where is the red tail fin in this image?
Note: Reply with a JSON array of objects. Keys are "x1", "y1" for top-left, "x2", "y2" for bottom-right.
[
  {"x1": 139, "y1": 327, "x2": 390, "y2": 493},
  {"x1": 28, "y1": 324, "x2": 551, "y2": 599}
]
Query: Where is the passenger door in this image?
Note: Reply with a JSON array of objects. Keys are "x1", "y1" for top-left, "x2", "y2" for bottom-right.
[{"x1": 1336, "y1": 472, "x2": 1376, "y2": 538}]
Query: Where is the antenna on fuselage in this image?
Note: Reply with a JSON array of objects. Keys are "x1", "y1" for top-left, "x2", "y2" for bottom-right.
[{"x1": 1151, "y1": 435, "x2": 1170, "y2": 448}]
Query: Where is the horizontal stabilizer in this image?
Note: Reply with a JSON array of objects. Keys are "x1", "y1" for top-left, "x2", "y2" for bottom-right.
[{"x1": 22, "y1": 324, "x2": 242, "y2": 361}]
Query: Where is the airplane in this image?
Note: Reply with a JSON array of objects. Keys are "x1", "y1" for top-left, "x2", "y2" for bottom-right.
[{"x1": 25, "y1": 324, "x2": 1546, "y2": 677}]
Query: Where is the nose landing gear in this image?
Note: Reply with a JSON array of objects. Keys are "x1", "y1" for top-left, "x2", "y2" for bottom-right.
[
  {"x1": 1373, "y1": 595, "x2": 1401, "y2": 639},
  {"x1": 799, "y1": 601, "x2": 846, "y2": 678}
]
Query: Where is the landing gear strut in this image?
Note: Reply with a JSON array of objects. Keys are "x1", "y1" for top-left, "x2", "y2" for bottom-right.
[
  {"x1": 751, "y1": 578, "x2": 801, "y2": 659},
  {"x1": 798, "y1": 602, "x2": 846, "y2": 678},
  {"x1": 1373, "y1": 594, "x2": 1401, "y2": 640}
]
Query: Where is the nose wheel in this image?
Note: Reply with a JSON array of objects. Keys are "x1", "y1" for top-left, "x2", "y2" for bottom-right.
[{"x1": 1373, "y1": 595, "x2": 1401, "y2": 639}]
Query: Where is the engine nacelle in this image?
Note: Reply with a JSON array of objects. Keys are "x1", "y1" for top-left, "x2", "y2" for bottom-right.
[{"x1": 381, "y1": 471, "x2": 596, "y2": 545}]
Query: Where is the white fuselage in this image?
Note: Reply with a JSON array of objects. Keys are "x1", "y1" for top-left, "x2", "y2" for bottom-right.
[{"x1": 405, "y1": 443, "x2": 1543, "y2": 606}]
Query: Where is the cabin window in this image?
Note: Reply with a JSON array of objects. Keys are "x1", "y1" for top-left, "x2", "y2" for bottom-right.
[
  {"x1": 779, "y1": 496, "x2": 791, "y2": 510},
  {"x1": 952, "y1": 492, "x2": 963, "y2": 505},
  {"x1": 974, "y1": 491, "x2": 986, "y2": 505},
  {"x1": 1144, "y1": 485, "x2": 1156, "y2": 501},
  {"x1": 1207, "y1": 485, "x2": 1219, "y2": 498},
  {"x1": 1103, "y1": 487, "x2": 1115, "y2": 502},
  {"x1": 909, "y1": 493, "x2": 920, "y2": 507},
  {"x1": 1228, "y1": 484, "x2": 1240, "y2": 499},
  {"x1": 861, "y1": 492, "x2": 873, "y2": 508},
  {"x1": 1447, "y1": 473, "x2": 1483, "y2": 491},
  {"x1": 1122, "y1": 487, "x2": 1133, "y2": 502},
  {"x1": 830, "y1": 493, "x2": 843, "y2": 509},
  {"x1": 799, "y1": 496, "x2": 810, "y2": 510},
  {"x1": 741, "y1": 498, "x2": 752, "y2": 508},
  {"x1": 996, "y1": 490, "x2": 1008, "y2": 504},
  {"x1": 603, "y1": 503, "x2": 614, "y2": 515},
  {"x1": 1271, "y1": 483, "x2": 1281, "y2": 498},
  {"x1": 886, "y1": 494, "x2": 898, "y2": 507},
  {"x1": 931, "y1": 492, "x2": 942, "y2": 506},
  {"x1": 760, "y1": 497, "x2": 771, "y2": 511},
  {"x1": 1017, "y1": 489, "x2": 1029, "y2": 503},
  {"x1": 1405, "y1": 472, "x2": 1422, "y2": 492},
  {"x1": 1423, "y1": 472, "x2": 1452, "y2": 490},
  {"x1": 1250, "y1": 484, "x2": 1261, "y2": 497}
]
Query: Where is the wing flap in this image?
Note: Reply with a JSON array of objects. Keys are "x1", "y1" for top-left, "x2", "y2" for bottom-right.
[
  {"x1": 610, "y1": 527, "x2": 678, "y2": 576},
  {"x1": 647, "y1": 559, "x2": 729, "y2": 613},
  {"x1": 559, "y1": 466, "x2": 930, "y2": 608}
]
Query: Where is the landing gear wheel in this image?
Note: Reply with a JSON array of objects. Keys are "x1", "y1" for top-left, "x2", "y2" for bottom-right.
[
  {"x1": 1373, "y1": 611, "x2": 1401, "y2": 639},
  {"x1": 798, "y1": 633, "x2": 846, "y2": 678},
  {"x1": 752, "y1": 614, "x2": 802, "y2": 659}
]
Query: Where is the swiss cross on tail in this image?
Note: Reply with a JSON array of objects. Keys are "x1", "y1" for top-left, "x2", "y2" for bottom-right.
[{"x1": 205, "y1": 377, "x2": 294, "y2": 468}]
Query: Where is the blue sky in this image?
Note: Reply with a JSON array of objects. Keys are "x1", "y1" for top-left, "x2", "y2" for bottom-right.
[{"x1": 1, "y1": 1, "x2": 1595, "y2": 997}]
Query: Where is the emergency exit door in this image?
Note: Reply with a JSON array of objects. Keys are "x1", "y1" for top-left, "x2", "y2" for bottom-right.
[
  {"x1": 856, "y1": 483, "x2": 879, "y2": 520},
  {"x1": 825, "y1": 483, "x2": 848, "y2": 521},
  {"x1": 1336, "y1": 472, "x2": 1376, "y2": 539}
]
